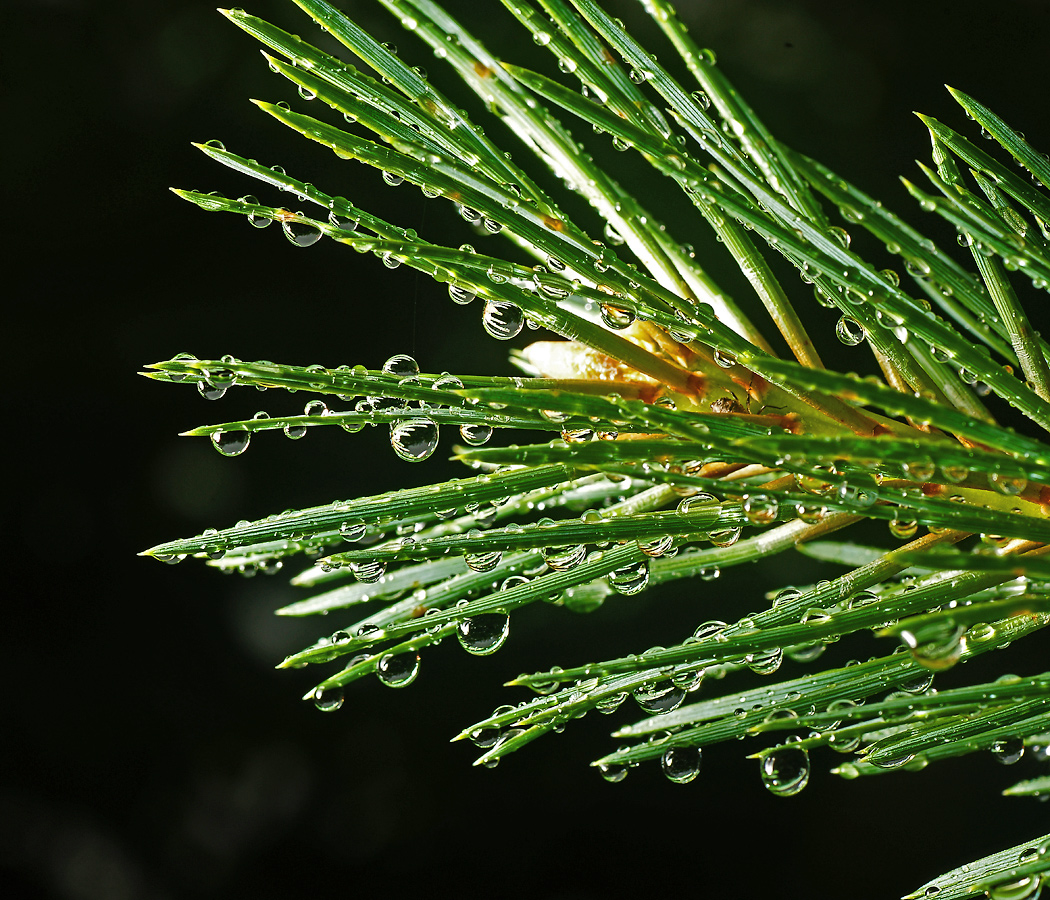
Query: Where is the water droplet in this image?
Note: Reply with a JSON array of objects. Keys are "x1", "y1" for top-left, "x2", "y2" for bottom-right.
[
  {"x1": 835, "y1": 483, "x2": 878, "y2": 508},
  {"x1": 966, "y1": 622, "x2": 996, "y2": 643},
  {"x1": 459, "y1": 422, "x2": 493, "y2": 446},
  {"x1": 376, "y1": 652, "x2": 420, "y2": 687},
  {"x1": 746, "y1": 647, "x2": 783, "y2": 675},
  {"x1": 197, "y1": 381, "x2": 227, "y2": 400},
  {"x1": 456, "y1": 612, "x2": 510, "y2": 655},
  {"x1": 464, "y1": 545, "x2": 503, "y2": 572},
  {"x1": 542, "y1": 544, "x2": 586, "y2": 572},
  {"x1": 988, "y1": 876, "x2": 1041, "y2": 900},
  {"x1": 902, "y1": 458, "x2": 936, "y2": 482},
  {"x1": 990, "y1": 471, "x2": 1027, "y2": 495},
  {"x1": 836, "y1": 316, "x2": 865, "y2": 346},
  {"x1": 670, "y1": 667, "x2": 704, "y2": 692},
  {"x1": 827, "y1": 225, "x2": 851, "y2": 248},
  {"x1": 339, "y1": 521, "x2": 367, "y2": 542},
  {"x1": 690, "y1": 89, "x2": 711, "y2": 110},
  {"x1": 237, "y1": 195, "x2": 269, "y2": 230},
  {"x1": 390, "y1": 418, "x2": 439, "y2": 461},
  {"x1": 677, "y1": 493, "x2": 717, "y2": 516},
  {"x1": 382, "y1": 354, "x2": 418, "y2": 378},
  {"x1": 608, "y1": 559, "x2": 649, "y2": 595},
  {"x1": 760, "y1": 741, "x2": 810, "y2": 796},
  {"x1": 327, "y1": 209, "x2": 357, "y2": 232},
  {"x1": 709, "y1": 527, "x2": 742, "y2": 547},
  {"x1": 600, "y1": 302, "x2": 635, "y2": 330},
  {"x1": 349, "y1": 559, "x2": 386, "y2": 583},
  {"x1": 313, "y1": 685, "x2": 344, "y2": 712},
  {"x1": 661, "y1": 746, "x2": 702, "y2": 784},
  {"x1": 693, "y1": 621, "x2": 728, "y2": 642},
  {"x1": 382, "y1": 171, "x2": 405, "y2": 186},
  {"x1": 597, "y1": 762, "x2": 627, "y2": 783},
  {"x1": 941, "y1": 463, "x2": 969, "y2": 483},
  {"x1": 785, "y1": 642, "x2": 825, "y2": 663},
  {"x1": 879, "y1": 268, "x2": 900, "y2": 287},
  {"x1": 211, "y1": 430, "x2": 250, "y2": 456},
  {"x1": 561, "y1": 427, "x2": 594, "y2": 443},
  {"x1": 713, "y1": 349, "x2": 736, "y2": 368},
  {"x1": 992, "y1": 738, "x2": 1024, "y2": 765},
  {"x1": 633, "y1": 682, "x2": 685, "y2": 714},
  {"x1": 637, "y1": 535, "x2": 674, "y2": 558},
  {"x1": 482, "y1": 299, "x2": 524, "y2": 339},
  {"x1": 889, "y1": 516, "x2": 918, "y2": 539},
  {"x1": 595, "y1": 692, "x2": 627, "y2": 714},
  {"x1": 282, "y1": 219, "x2": 323, "y2": 247},
  {"x1": 898, "y1": 668, "x2": 934, "y2": 693},
  {"x1": 283, "y1": 423, "x2": 308, "y2": 439},
  {"x1": 448, "y1": 283, "x2": 476, "y2": 305},
  {"x1": 743, "y1": 494, "x2": 778, "y2": 525},
  {"x1": 899, "y1": 621, "x2": 964, "y2": 671},
  {"x1": 1018, "y1": 847, "x2": 1042, "y2": 866}
]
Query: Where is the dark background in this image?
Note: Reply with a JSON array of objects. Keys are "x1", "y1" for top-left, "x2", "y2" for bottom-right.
[{"x1": 6, "y1": 0, "x2": 1049, "y2": 897}]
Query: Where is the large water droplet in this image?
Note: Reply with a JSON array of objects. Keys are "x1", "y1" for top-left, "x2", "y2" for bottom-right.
[
  {"x1": 383, "y1": 354, "x2": 419, "y2": 378},
  {"x1": 661, "y1": 746, "x2": 702, "y2": 784},
  {"x1": 197, "y1": 381, "x2": 227, "y2": 400},
  {"x1": 990, "y1": 471, "x2": 1027, "y2": 495},
  {"x1": 211, "y1": 430, "x2": 250, "y2": 456},
  {"x1": 835, "y1": 316, "x2": 865, "y2": 346},
  {"x1": 464, "y1": 547, "x2": 503, "y2": 572},
  {"x1": 746, "y1": 647, "x2": 783, "y2": 676},
  {"x1": 899, "y1": 621, "x2": 964, "y2": 671},
  {"x1": 456, "y1": 612, "x2": 510, "y2": 655},
  {"x1": 349, "y1": 559, "x2": 386, "y2": 583},
  {"x1": 469, "y1": 723, "x2": 503, "y2": 749},
  {"x1": 889, "y1": 516, "x2": 918, "y2": 539},
  {"x1": 608, "y1": 559, "x2": 649, "y2": 595},
  {"x1": 376, "y1": 652, "x2": 420, "y2": 687},
  {"x1": 633, "y1": 682, "x2": 685, "y2": 714},
  {"x1": 282, "y1": 219, "x2": 323, "y2": 247},
  {"x1": 459, "y1": 422, "x2": 493, "y2": 446},
  {"x1": 246, "y1": 199, "x2": 271, "y2": 229},
  {"x1": 482, "y1": 299, "x2": 524, "y2": 339},
  {"x1": 760, "y1": 741, "x2": 810, "y2": 796},
  {"x1": 390, "y1": 418, "x2": 439, "y2": 461},
  {"x1": 637, "y1": 535, "x2": 674, "y2": 558},
  {"x1": 600, "y1": 303, "x2": 635, "y2": 330},
  {"x1": 542, "y1": 544, "x2": 586, "y2": 572},
  {"x1": 313, "y1": 684, "x2": 344, "y2": 712},
  {"x1": 988, "y1": 876, "x2": 1042, "y2": 900},
  {"x1": 743, "y1": 494, "x2": 778, "y2": 525},
  {"x1": 339, "y1": 521, "x2": 367, "y2": 542},
  {"x1": 991, "y1": 738, "x2": 1025, "y2": 765},
  {"x1": 597, "y1": 761, "x2": 627, "y2": 783},
  {"x1": 677, "y1": 493, "x2": 718, "y2": 516},
  {"x1": 448, "y1": 283, "x2": 476, "y2": 305}
]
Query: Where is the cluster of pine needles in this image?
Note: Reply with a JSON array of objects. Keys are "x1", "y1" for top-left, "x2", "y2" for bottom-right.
[{"x1": 146, "y1": 1, "x2": 1050, "y2": 895}]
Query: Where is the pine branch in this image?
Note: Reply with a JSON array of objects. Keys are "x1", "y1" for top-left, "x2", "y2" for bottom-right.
[{"x1": 150, "y1": 2, "x2": 1050, "y2": 895}]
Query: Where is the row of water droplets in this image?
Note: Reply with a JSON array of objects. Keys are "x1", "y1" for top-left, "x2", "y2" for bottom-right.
[
  {"x1": 208, "y1": 127, "x2": 672, "y2": 345},
  {"x1": 194, "y1": 352, "x2": 501, "y2": 463}
]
